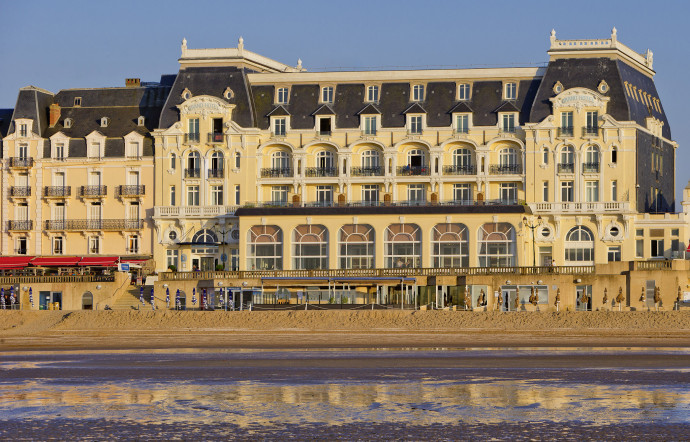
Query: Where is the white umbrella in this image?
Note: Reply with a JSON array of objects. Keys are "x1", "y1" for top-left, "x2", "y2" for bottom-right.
[
  {"x1": 139, "y1": 286, "x2": 145, "y2": 306},
  {"x1": 176, "y1": 289, "x2": 181, "y2": 310},
  {"x1": 192, "y1": 288, "x2": 197, "y2": 306},
  {"x1": 150, "y1": 287, "x2": 155, "y2": 311},
  {"x1": 29, "y1": 287, "x2": 34, "y2": 308},
  {"x1": 165, "y1": 287, "x2": 170, "y2": 309}
]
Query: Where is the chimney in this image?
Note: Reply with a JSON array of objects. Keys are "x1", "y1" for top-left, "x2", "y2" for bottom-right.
[
  {"x1": 49, "y1": 103, "x2": 61, "y2": 127},
  {"x1": 125, "y1": 78, "x2": 141, "y2": 88}
]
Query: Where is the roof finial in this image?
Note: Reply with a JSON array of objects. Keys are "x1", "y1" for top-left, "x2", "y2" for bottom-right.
[
  {"x1": 550, "y1": 29, "x2": 556, "y2": 45},
  {"x1": 238, "y1": 36, "x2": 244, "y2": 53},
  {"x1": 181, "y1": 38, "x2": 187, "y2": 54},
  {"x1": 611, "y1": 27, "x2": 617, "y2": 44},
  {"x1": 297, "y1": 58, "x2": 302, "y2": 70}
]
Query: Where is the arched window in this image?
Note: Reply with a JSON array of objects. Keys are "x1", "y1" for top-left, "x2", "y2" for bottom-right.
[
  {"x1": 361, "y1": 149, "x2": 380, "y2": 169},
  {"x1": 584, "y1": 146, "x2": 599, "y2": 172},
  {"x1": 272, "y1": 151, "x2": 291, "y2": 169},
  {"x1": 191, "y1": 229, "x2": 218, "y2": 254},
  {"x1": 186, "y1": 151, "x2": 200, "y2": 177},
  {"x1": 170, "y1": 153, "x2": 176, "y2": 170},
  {"x1": 339, "y1": 224, "x2": 375, "y2": 269},
  {"x1": 247, "y1": 225, "x2": 283, "y2": 270},
  {"x1": 452, "y1": 148, "x2": 473, "y2": 174},
  {"x1": 407, "y1": 149, "x2": 426, "y2": 167},
  {"x1": 478, "y1": 223, "x2": 516, "y2": 267},
  {"x1": 316, "y1": 151, "x2": 335, "y2": 169},
  {"x1": 210, "y1": 151, "x2": 224, "y2": 177},
  {"x1": 292, "y1": 225, "x2": 328, "y2": 270},
  {"x1": 499, "y1": 148, "x2": 517, "y2": 166},
  {"x1": 565, "y1": 226, "x2": 594, "y2": 264},
  {"x1": 432, "y1": 223, "x2": 469, "y2": 267},
  {"x1": 385, "y1": 224, "x2": 421, "y2": 268},
  {"x1": 560, "y1": 145, "x2": 574, "y2": 164}
]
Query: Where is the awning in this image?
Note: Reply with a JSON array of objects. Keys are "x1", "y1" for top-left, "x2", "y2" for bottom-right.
[
  {"x1": 78, "y1": 256, "x2": 119, "y2": 267},
  {"x1": 0, "y1": 256, "x2": 34, "y2": 269},
  {"x1": 31, "y1": 257, "x2": 81, "y2": 267}
]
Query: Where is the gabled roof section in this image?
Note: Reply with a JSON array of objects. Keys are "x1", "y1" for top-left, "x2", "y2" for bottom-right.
[
  {"x1": 312, "y1": 104, "x2": 335, "y2": 116},
  {"x1": 356, "y1": 104, "x2": 381, "y2": 115},
  {"x1": 493, "y1": 101, "x2": 520, "y2": 113},
  {"x1": 403, "y1": 103, "x2": 427, "y2": 114},
  {"x1": 448, "y1": 102, "x2": 473, "y2": 113},
  {"x1": 266, "y1": 105, "x2": 290, "y2": 117}
]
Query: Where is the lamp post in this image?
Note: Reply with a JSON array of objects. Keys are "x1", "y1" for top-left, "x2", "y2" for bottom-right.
[
  {"x1": 214, "y1": 222, "x2": 233, "y2": 271},
  {"x1": 523, "y1": 215, "x2": 543, "y2": 268}
]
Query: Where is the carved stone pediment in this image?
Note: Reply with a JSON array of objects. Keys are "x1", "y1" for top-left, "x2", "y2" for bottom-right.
[
  {"x1": 177, "y1": 95, "x2": 235, "y2": 119},
  {"x1": 550, "y1": 88, "x2": 610, "y2": 113}
]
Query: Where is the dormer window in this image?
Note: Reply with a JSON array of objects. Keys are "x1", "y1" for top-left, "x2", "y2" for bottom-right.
[
  {"x1": 408, "y1": 115, "x2": 424, "y2": 134},
  {"x1": 137, "y1": 116, "x2": 145, "y2": 126},
  {"x1": 504, "y1": 82, "x2": 517, "y2": 100},
  {"x1": 366, "y1": 85, "x2": 379, "y2": 102},
  {"x1": 276, "y1": 87, "x2": 289, "y2": 104},
  {"x1": 100, "y1": 117, "x2": 110, "y2": 128},
  {"x1": 500, "y1": 113, "x2": 517, "y2": 133},
  {"x1": 74, "y1": 97, "x2": 82, "y2": 107},
  {"x1": 223, "y1": 87, "x2": 234, "y2": 99},
  {"x1": 412, "y1": 84, "x2": 425, "y2": 101},
  {"x1": 64, "y1": 118, "x2": 73, "y2": 129},
  {"x1": 457, "y1": 83, "x2": 471, "y2": 101},
  {"x1": 19, "y1": 124, "x2": 28, "y2": 137},
  {"x1": 321, "y1": 86, "x2": 334, "y2": 103},
  {"x1": 181, "y1": 88, "x2": 192, "y2": 100},
  {"x1": 454, "y1": 113, "x2": 471, "y2": 134},
  {"x1": 272, "y1": 117, "x2": 287, "y2": 136}
]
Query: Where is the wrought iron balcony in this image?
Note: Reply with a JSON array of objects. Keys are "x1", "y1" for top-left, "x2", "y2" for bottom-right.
[
  {"x1": 184, "y1": 133, "x2": 200, "y2": 143},
  {"x1": 10, "y1": 186, "x2": 31, "y2": 197},
  {"x1": 9, "y1": 157, "x2": 33, "y2": 168},
  {"x1": 557, "y1": 126, "x2": 574, "y2": 137},
  {"x1": 305, "y1": 167, "x2": 338, "y2": 177},
  {"x1": 558, "y1": 163, "x2": 575, "y2": 173},
  {"x1": 350, "y1": 166, "x2": 383, "y2": 176},
  {"x1": 582, "y1": 162, "x2": 600, "y2": 173},
  {"x1": 208, "y1": 168, "x2": 224, "y2": 178},
  {"x1": 489, "y1": 164, "x2": 522, "y2": 174},
  {"x1": 119, "y1": 185, "x2": 145, "y2": 197},
  {"x1": 184, "y1": 168, "x2": 200, "y2": 178},
  {"x1": 443, "y1": 165, "x2": 476, "y2": 175},
  {"x1": 208, "y1": 132, "x2": 224, "y2": 143},
  {"x1": 7, "y1": 220, "x2": 33, "y2": 231},
  {"x1": 80, "y1": 185, "x2": 107, "y2": 197},
  {"x1": 44, "y1": 186, "x2": 71, "y2": 197},
  {"x1": 44, "y1": 219, "x2": 144, "y2": 231},
  {"x1": 582, "y1": 126, "x2": 599, "y2": 137},
  {"x1": 396, "y1": 166, "x2": 430, "y2": 176},
  {"x1": 260, "y1": 167, "x2": 293, "y2": 178}
]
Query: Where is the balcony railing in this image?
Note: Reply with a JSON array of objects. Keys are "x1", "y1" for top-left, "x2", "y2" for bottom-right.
[
  {"x1": 557, "y1": 126, "x2": 574, "y2": 137},
  {"x1": 10, "y1": 186, "x2": 31, "y2": 197},
  {"x1": 44, "y1": 219, "x2": 144, "y2": 231},
  {"x1": 7, "y1": 220, "x2": 33, "y2": 231},
  {"x1": 583, "y1": 126, "x2": 599, "y2": 137},
  {"x1": 582, "y1": 162, "x2": 600, "y2": 173},
  {"x1": 397, "y1": 166, "x2": 430, "y2": 176},
  {"x1": 246, "y1": 199, "x2": 523, "y2": 210},
  {"x1": 350, "y1": 166, "x2": 383, "y2": 176},
  {"x1": 305, "y1": 167, "x2": 338, "y2": 177},
  {"x1": 208, "y1": 133, "x2": 224, "y2": 143},
  {"x1": 489, "y1": 164, "x2": 522, "y2": 174},
  {"x1": 529, "y1": 201, "x2": 630, "y2": 214},
  {"x1": 184, "y1": 133, "x2": 200, "y2": 143},
  {"x1": 80, "y1": 185, "x2": 107, "y2": 197},
  {"x1": 260, "y1": 167, "x2": 293, "y2": 178},
  {"x1": 9, "y1": 157, "x2": 33, "y2": 168},
  {"x1": 208, "y1": 168, "x2": 224, "y2": 178},
  {"x1": 118, "y1": 185, "x2": 145, "y2": 197},
  {"x1": 184, "y1": 168, "x2": 200, "y2": 178},
  {"x1": 154, "y1": 205, "x2": 238, "y2": 218},
  {"x1": 557, "y1": 163, "x2": 574, "y2": 173},
  {"x1": 44, "y1": 186, "x2": 71, "y2": 197},
  {"x1": 443, "y1": 165, "x2": 476, "y2": 175}
]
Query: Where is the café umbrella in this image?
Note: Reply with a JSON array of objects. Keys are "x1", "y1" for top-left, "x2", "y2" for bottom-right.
[
  {"x1": 166, "y1": 287, "x2": 170, "y2": 309},
  {"x1": 202, "y1": 289, "x2": 207, "y2": 310},
  {"x1": 10, "y1": 286, "x2": 15, "y2": 308},
  {"x1": 140, "y1": 286, "x2": 145, "y2": 305},
  {"x1": 150, "y1": 287, "x2": 155, "y2": 311},
  {"x1": 29, "y1": 287, "x2": 34, "y2": 308},
  {"x1": 176, "y1": 289, "x2": 181, "y2": 310},
  {"x1": 192, "y1": 288, "x2": 197, "y2": 305},
  {"x1": 1, "y1": 288, "x2": 4, "y2": 309}
]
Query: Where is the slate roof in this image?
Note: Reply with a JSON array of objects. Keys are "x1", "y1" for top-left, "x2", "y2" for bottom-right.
[
  {"x1": 402, "y1": 103, "x2": 427, "y2": 114},
  {"x1": 266, "y1": 105, "x2": 290, "y2": 117},
  {"x1": 10, "y1": 87, "x2": 54, "y2": 135},
  {"x1": 493, "y1": 101, "x2": 521, "y2": 113},
  {"x1": 312, "y1": 104, "x2": 335, "y2": 115},
  {"x1": 448, "y1": 102, "x2": 473, "y2": 113},
  {"x1": 357, "y1": 104, "x2": 381, "y2": 115}
]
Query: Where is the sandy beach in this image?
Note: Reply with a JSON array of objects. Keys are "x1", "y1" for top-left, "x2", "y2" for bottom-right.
[{"x1": 2, "y1": 310, "x2": 690, "y2": 352}]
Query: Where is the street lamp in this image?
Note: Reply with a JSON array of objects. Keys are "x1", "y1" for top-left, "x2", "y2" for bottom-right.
[
  {"x1": 214, "y1": 222, "x2": 233, "y2": 271},
  {"x1": 523, "y1": 215, "x2": 543, "y2": 268}
]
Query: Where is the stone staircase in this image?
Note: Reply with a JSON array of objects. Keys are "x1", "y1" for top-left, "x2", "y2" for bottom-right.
[{"x1": 109, "y1": 287, "x2": 146, "y2": 311}]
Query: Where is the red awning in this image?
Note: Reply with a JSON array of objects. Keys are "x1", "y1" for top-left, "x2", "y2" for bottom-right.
[
  {"x1": 31, "y1": 257, "x2": 81, "y2": 267},
  {"x1": 78, "y1": 256, "x2": 118, "y2": 267},
  {"x1": 0, "y1": 256, "x2": 34, "y2": 269}
]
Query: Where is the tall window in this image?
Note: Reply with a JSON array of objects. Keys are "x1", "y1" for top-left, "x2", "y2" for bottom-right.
[
  {"x1": 247, "y1": 225, "x2": 283, "y2": 270},
  {"x1": 271, "y1": 186, "x2": 289, "y2": 205},
  {"x1": 292, "y1": 225, "x2": 328, "y2": 270},
  {"x1": 321, "y1": 86, "x2": 334, "y2": 103},
  {"x1": 561, "y1": 111, "x2": 573, "y2": 133},
  {"x1": 560, "y1": 145, "x2": 574, "y2": 171},
  {"x1": 407, "y1": 184, "x2": 426, "y2": 204},
  {"x1": 362, "y1": 185, "x2": 379, "y2": 205},
  {"x1": 385, "y1": 224, "x2": 421, "y2": 268},
  {"x1": 584, "y1": 146, "x2": 600, "y2": 172},
  {"x1": 478, "y1": 223, "x2": 516, "y2": 267},
  {"x1": 316, "y1": 185, "x2": 333, "y2": 206},
  {"x1": 361, "y1": 149, "x2": 380, "y2": 170},
  {"x1": 170, "y1": 153, "x2": 176, "y2": 169},
  {"x1": 16, "y1": 237, "x2": 28, "y2": 255},
  {"x1": 88, "y1": 143, "x2": 101, "y2": 159},
  {"x1": 455, "y1": 114, "x2": 469, "y2": 133},
  {"x1": 611, "y1": 180, "x2": 618, "y2": 201},
  {"x1": 565, "y1": 226, "x2": 594, "y2": 264},
  {"x1": 187, "y1": 185, "x2": 199, "y2": 206},
  {"x1": 126, "y1": 142, "x2": 140, "y2": 159},
  {"x1": 504, "y1": 82, "x2": 517, "y2": 100},
  {"x1": 453, "y1": 148, "x2": 472, "y2": 169},
  {"x1": 170, "y1": 186, "x2": 176, "y2": 206},
  {"x1": 585, "y1": 181, "x2": 599, "y2": 202},
  {"x1": 89, "y1": 236, "x2": 100, "y2": 254},
  {"x1": 453, "y1": 184, "x2": 472, "y2": 204},
  {"x1": 561, "y1": 181, "x2": 574, "y2": 202},
  {"x1": 367, "y1": 85, "x2": 379, "y2": 102},
  {"x1": 210, "y1": 151, "x2": 224, "y2": 175},
  {"x1": 543, "y1": 181, "x2": 549, "y2": 202},
  {"x1": 316, "y1": 151, "x2": 335, "y2": 170},
  {"x1": 54, "y1": 143, "x2": 65, "y2": 160},
  {"x1": 167, "y1": 250, "x2": 179, "y2": 270},
  {"x1": 409, "y1": 115, "x2": 423, "y2": 134},
  {"x1": 363, "y1": 116, "x2": 377, "y2": 135},
  {"x1": 501, "y1": 114, "x2": 516, "y2": 132},
  {"x1": 272, "y1": 151, "x2": 291, "y2": 170},
  {"x1": 412, "y1": 84, "x2": 425, "y2": 101},
  {"x1": 611, "y1": 146, "x2": 618, "y2": 164},
  {"x1": 651, "y1": 238, "x2": 664, "y2": 258},
  {"x1": 339, "y1": 224, "x2": 375, "y2": 269},
  {"x1": 432, "y1": 223, "x2": 469, "y2": 267},
  {"x1": 187, "y1": 151, "x2": 200, "y2": 176},
  {"x1": 235, "y1": 152, "x2": 241, "y2": 168},
  {"x1": 543, "y1": 147, "x2": 549, "y2": 164},
  {"x1": 458, "y1": 83, "x2": 470, "y2": 100},
  {"x1": 276, "y1": 87, "x2": 288, "y2": 104},
  {"x1": 499, "y1": 183, "x2": 518, "y2": 204},
  {"x1": 235, "y1": 185, "x2": 240, "y2": 205},
  {"x1": 128, "y1": 235, "x2": 139, "y2": 254},
  {"x1": 52, "y1": 236, "x2": 64, "y2": 255},
  {"x1": 210, "y1": 185, "x2": 223, "y2": 205},
  {"x1": 188, "y1": 118, "x2": 199, "y2": 142},
  {"x1": 499, "y1": 148, "x2": 517, "y2": 167},
  {"x1": 19, "y1": 124, "x2": 28, "y2": 137},
  {"x1": 273, "y1": 117, "x2": 287, "y2": 136},
  {"x1": 586, "y1": 111, "x2": 598, "y2": 129}
]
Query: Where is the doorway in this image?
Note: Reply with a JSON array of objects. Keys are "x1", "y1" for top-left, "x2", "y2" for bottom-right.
[
  {"x1": 82, "y1": 292, "x2": 93, "y2": 310},
  {"x1": 501, "y1": 287, "x2": 517, "y2": 312}
]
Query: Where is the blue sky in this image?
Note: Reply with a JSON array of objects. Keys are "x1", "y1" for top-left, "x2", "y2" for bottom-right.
[{"x1": 1, "y1": 0, "x2": 688, "y2": 203}]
